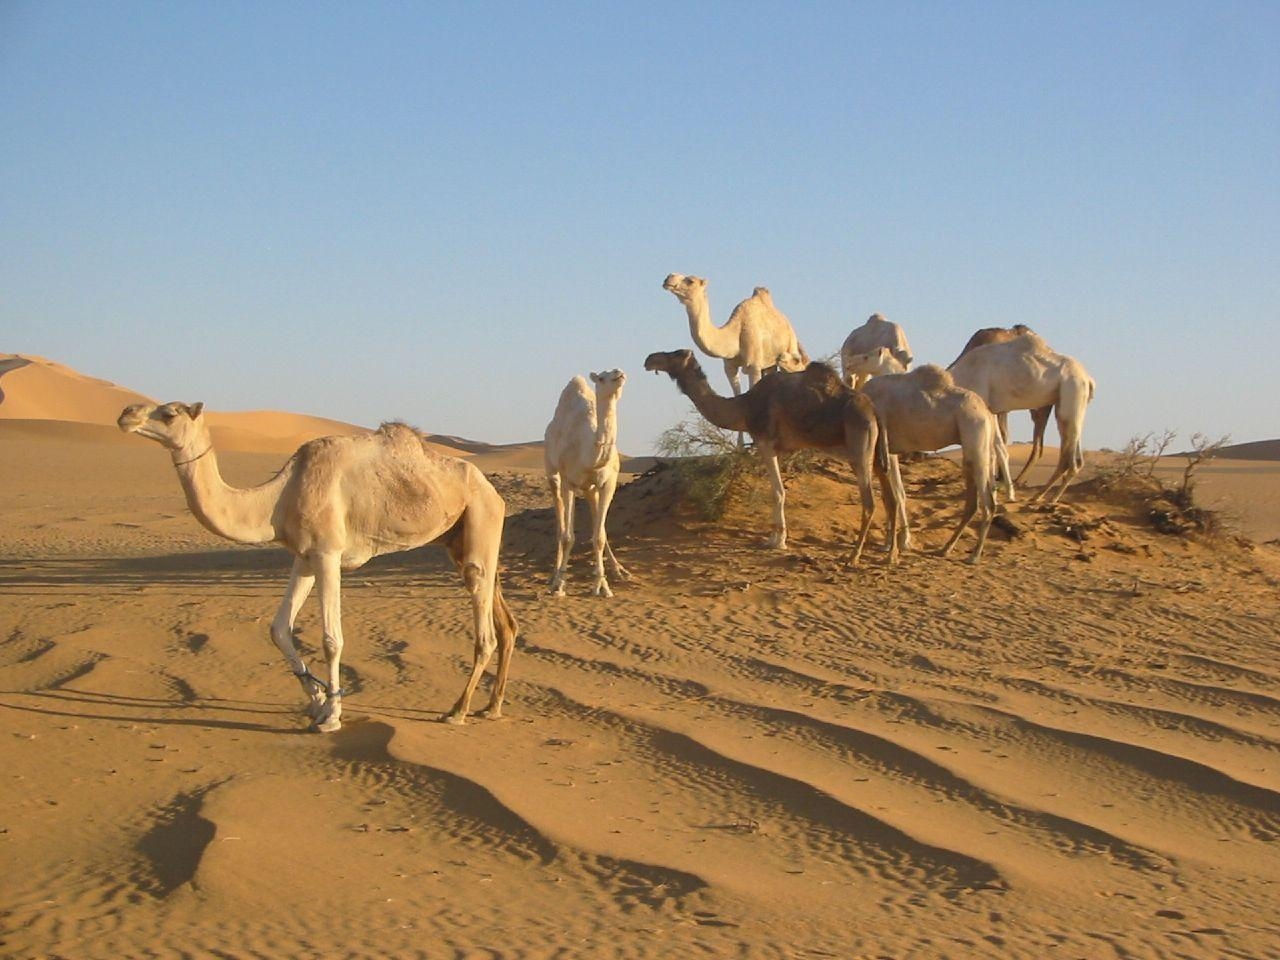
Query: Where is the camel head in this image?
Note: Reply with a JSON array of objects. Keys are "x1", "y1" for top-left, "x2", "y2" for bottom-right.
[
  {"x1": 118, "y1": 401, "x2": 207, "y2": 450},
  {"x1": 643, "y1": 349, "x2": 699, "y2": 380},
  {"x1": 846, "y1": 347, "x2": 904, "y2": 377},
  {"x1": 776, "y1": 351, "x2": 808, "y2": 373},
  {"x1": 589, "y1": 368, "x2": 626, "y2": 400},
  {"x1": 661, "y1": 273, "x2": 707, "y2": 305}
]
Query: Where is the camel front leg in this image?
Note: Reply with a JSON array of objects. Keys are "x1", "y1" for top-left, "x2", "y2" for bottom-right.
[
  {"x1": 268, "y1": 558, "x2": 324, "y2": 719},
  {"x1": 760, "y1": 442, "x2": 787, "y2": 550},
  {"x1": 311, "y1": 554, "x2": 345, "y2": 732},
  {"x1": 597, "y1": 472, "x2": 631, "y2": 587},
  {"x1": 583, "y1": 486, "x2": 613, "y2": 598},
  {"x1": 548, "y1": 476, "x2": 575, "y2": 596}
]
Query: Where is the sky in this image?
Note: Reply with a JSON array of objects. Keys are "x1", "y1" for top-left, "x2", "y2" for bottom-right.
[{"x1": 3, "y1": 1, "x2": 1278, "y2": 456}]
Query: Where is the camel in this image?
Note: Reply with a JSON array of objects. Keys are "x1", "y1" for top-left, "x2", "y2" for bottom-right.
[
  {"x1": 947, "y1": 334, "x2": 1096, "y2": 503},
  {"x1": 840, "y1": 313, "x2": 913, "y2": 389},
  {"x1": 662, "y1": 273, "x2": 809, "y2": 397},
  {"x1": 117, "y1": 401, "x2": 518, "y2": 732},
  {"x1": 543, "y1": 369, "x2": 631, "y2": 597},
  {"x1": 949, "y1": 324, "x2": 1052, "y2": 485},
  {"x1": 643, "y1": 349, "x2": 892, "y2": 562},
  {"x1": 847, "y1": 360, "x2": 1009, "y2": 563}
]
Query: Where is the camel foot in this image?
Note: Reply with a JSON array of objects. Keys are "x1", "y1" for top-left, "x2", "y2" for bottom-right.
[
  {"x1": 611, "y1": 564, "x2": 633, "y2": 582},
  {"x1": 592, "y1": 581, "x2": 614, "y2": 598},
  {"x1": 440, "y1": 712, "x2": 467, "y2": 726},
  {"x1": 312, "y1": 715, "x2": 342, "y2": 733},
  {"x1": 766, "y1": 533, "x2": 787, "y2": 550},
  {"x1": 475, "y1": 705, "x2": 503, "y2": 720}
]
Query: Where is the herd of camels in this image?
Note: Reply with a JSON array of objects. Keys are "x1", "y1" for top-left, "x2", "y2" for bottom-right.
[{"x1": 118, "y1": 272, "x2": 1094, "y2": 732}]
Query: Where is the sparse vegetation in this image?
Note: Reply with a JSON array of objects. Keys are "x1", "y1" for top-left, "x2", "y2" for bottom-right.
[
  {"x1": 655, "y1": 413, "x2": 759, "y2": 520},
  {"x1": 1091, "y1": 430, "x2": 1230, "y2": 537}
]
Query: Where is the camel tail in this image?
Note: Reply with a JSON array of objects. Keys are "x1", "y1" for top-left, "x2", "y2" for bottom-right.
[
  {"x1": 493, "y1": 571, "x2": 518, "y2": 642},
  {"x1": 873, "y1": 411, "x2": 891, "y2": 474}
]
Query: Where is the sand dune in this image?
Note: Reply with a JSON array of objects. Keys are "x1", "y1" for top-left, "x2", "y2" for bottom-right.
[{"x1": 1, "y1": 415, "x2": 1278, "y2": 959}]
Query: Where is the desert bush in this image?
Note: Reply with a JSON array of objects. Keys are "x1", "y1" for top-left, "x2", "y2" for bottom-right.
[
  {"x1": 655, "y1": 414, "x2": 759, "y2": 520},
  {"x1": 1091, "y1": 430, "x2": 1229, "y2": 537}
]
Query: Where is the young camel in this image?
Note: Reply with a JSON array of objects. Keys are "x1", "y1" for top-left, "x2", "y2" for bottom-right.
[
  {"x1": 844, "y1": 353, "x2": 1008, "y2": 563},
  {"x1": 949, "y1": 324, "x2": 1052, "y2": 485},
  {"x1": 543, "y1": 369, "x2": 631, "y2": 597},
  {"x1": 644, "y1": 349, "x2": 892, "y2": 563},
  {"x1": 840, "y1": 313, "x2": 914, "y2": 389},
  {"x1": 947, "y1": 334, "x2": 1096, "y2": 503},
  {"x1": 118, "y1": 402, "x2": 518, "y2": 732}
]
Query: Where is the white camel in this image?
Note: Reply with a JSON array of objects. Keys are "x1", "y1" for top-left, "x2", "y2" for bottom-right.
[
  {"x1": 662, "y1": 273, "x2": 809, "y2": 397},
  {"x1": 848, "y1": 360, "x2": 1009, "y2": 564},
  {"x1": 947, "y1": 334, "x2": 1096, "y2": 503},
  {"x1": 118, "y1": 401, "x2": 518, "y2": 732},
  {"x1": 543, "y1": 369, "x2": 631, "y2": 597},
  {"x1": 949, "y1": 324, "x2": 1052, "y2": 486},
  {"x1": 840, "y1": 313, "x2": 913, "y2": 389}
]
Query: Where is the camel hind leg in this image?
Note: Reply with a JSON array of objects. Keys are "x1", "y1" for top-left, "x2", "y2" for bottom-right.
[
  {"x1": 1012, "y1": 405, "x2": 1053, "y2": 486},
  {"x1": 311, "y1": 552, "x2": 346, "y2": 732},
  {"x1": 441, "y1": 491, "x2": 512, "y2": 724},
  {"x1": 1033, "y1": 384, "x2": 1088, "y2": 504}
]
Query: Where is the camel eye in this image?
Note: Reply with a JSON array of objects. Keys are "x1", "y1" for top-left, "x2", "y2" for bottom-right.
[{"x1": 158, "y1": 407, "x2": 178, "y2": 422}]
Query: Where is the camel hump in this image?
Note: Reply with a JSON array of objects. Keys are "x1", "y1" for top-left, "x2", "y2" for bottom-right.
[{"x1": 908, "y1": 364, "x2": 955, "y2": 390}]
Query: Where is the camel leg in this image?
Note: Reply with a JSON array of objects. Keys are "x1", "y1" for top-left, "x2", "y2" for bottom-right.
[
  {"x1": 269, "y1": 557, "x2": 324, "y2": 718},
  {"x1": 1036, "y1": 408, "x2": 1084, "y2": 504},
  {"x1": 887, "y1": 453, "x2": 911, "y2": 553},
  {"x1": 443, "y1": 509, "x2": 513, "y2": 721},
  {"x1": 1013, "y1": 405, "x2": 1053, "y2": 486},
  {"x1": 725, "y1": 360, "x2": 746, "y2": 447},
  {"x1": 548, "y1": 478, "x2": 576, "y2": 596},
  {"x1": 849, "y1": 460, "x2": 875, "y2": 565},
  {"x1": 877, "y1": 466, "x2": 901, "y2": 564},
  {"x1": 992, "y1": 423, "x2": 1015, "y2": 502},
  {"x1": 597, "y1": 472, "x2": 631, "y2": 585},
  {"x1": 760, "y1": 441, "x2": 787, "y2": 550},
  {"x1": 584, "y1": 486, "x2": 612, "y2": 598},
  {"x1": 311, "y1": 553, "x2": 345, "y2": 733},
  {"x1": 443, "y1": 508, "x2": 502, "y2": 725},
  {"x1": 940, "y1": 473, "x2": 980, "y2": 561}
]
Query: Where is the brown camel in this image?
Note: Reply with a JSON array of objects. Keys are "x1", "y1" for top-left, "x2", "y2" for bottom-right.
[
  {"x1": 118, "y1": 402, "x2": 518, "y2": 731},
  {"x1": 949, "y1": 325, "x2": 1052, "y2": 486},
  {"x1": 643, "y1": 349, "x2": 893, "y2": 563}
]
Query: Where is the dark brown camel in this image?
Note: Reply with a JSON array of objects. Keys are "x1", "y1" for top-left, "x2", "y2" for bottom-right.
[
  {"x1": 949, "y1": 324, "x2": 1053, "y2": 485},
  {"x1": 644, "y1": 349, "x2": 894, "y2": 563}
]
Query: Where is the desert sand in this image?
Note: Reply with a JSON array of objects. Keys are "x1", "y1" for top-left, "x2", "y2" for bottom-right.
[{"x1": 1, "y1": 356, "x2": 1278, "y2": 959}]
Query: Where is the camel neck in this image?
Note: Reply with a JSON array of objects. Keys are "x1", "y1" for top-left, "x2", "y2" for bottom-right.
[
  {"x1": 684, "y1": 294, "x2": 740, "y2": 359},
  {"x1": 673, "y1": 365, "x2": 748, "y2": 433},
  {"x1": 171, "y1": 438, "x2": 288, "y2": 545},
  {"x1": 589, "y1": 392, "x2": 620, "y2": 469}
]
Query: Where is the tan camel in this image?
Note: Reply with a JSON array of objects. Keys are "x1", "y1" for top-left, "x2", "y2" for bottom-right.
[
  {"x1": 850, "y1": 361, "x2": 1008, "y2": 563},
  {"x1": 947, "y1": 334, "x2": 1096, "y2": 503},
  {"x1": 644, "y1": 350, "x2": 892, "y2": 562},
  {"x1": 662, "y1": 273, "x2": 809, "y2": 396},
  {"x1": 118, "y1": 401, "x2": 518, "y2": 732},
  {"x1": 840, "y1": 313, "x2": 913, "y2": 389},
  {"x1": 543, "y1": 369, "x2": 631, "y2": 597},
  {"x1": 949, "y1": 324, "x2": 1052, "y2": 485}
]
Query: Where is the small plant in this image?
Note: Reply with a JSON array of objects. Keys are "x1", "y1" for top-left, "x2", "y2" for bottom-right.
[
  {"x1": 1092, "y1": 429, "x2": 1229, "y2": 538},
  {"x1": 655, "y1": 411, "x2": 759, "y2": 520}
]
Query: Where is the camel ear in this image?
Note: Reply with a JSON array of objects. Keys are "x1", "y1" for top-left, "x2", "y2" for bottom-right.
[
  {"x1": 694, "y1": 276, "x2": 707, "y2": 287},
  {"x1": 185, "y1": 402, "x2": 204, "y2": 419},
  {"x1": 589, "y1": 371, "x2": 601, "y2": 384}
]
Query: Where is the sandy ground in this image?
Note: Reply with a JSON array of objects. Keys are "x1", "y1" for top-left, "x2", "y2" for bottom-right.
[{"x1": 1, "y1": 357, "x2": 1279, "y2": 959}]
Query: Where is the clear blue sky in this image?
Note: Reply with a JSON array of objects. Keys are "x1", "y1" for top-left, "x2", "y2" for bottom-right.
[{"x1": 4, "y1": 1, "x2": 1277, "y2": 455}]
